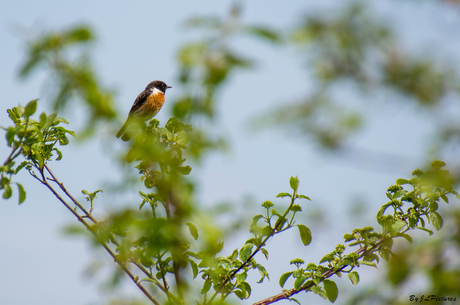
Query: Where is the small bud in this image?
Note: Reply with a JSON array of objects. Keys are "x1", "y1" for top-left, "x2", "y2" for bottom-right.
[
  {"x1": 412, "y1": 168, "x2": 423, "y2": 177},
  {"x1": 431, "y1": 160, "x2": 446, "y2": 170},
  {"x1": 262, "y1": 201, "x2": 274, "y2": 208},
  {"x1": 335, "y1": 244, "x2": 345, "y2": 254},
  {"x1": 289, "y1": 176, "x2": 299, "y2": 191},
  {"x1": 290, "y1": 258, "x2": 305, "y2": 266},
  {"x1": 387, "y1": 185, "x2": 402, "y2": 193}
]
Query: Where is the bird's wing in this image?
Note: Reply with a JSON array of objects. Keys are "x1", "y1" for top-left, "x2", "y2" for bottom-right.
[{"x1": 128, "y1": 89, "x2": 151, "y2": 116}]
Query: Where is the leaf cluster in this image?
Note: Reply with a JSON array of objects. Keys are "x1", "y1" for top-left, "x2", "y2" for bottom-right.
[
  {"x1": 19, "y1": 25, "x2": 116, "y2": 136},
  {"x1": 1, "y1": 100, "x2": 74, "y2": 203},
  {"x1": 266, "y1": 161, "x2": 458, "y2": 305}
]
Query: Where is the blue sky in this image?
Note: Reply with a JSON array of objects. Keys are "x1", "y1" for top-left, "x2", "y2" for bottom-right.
[{"x1": 1, "y1": 1, "x2": 460, "y2": 305}]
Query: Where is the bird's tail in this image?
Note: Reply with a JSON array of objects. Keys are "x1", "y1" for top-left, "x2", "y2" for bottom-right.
[{"x1": 116, "y1": 121, "x2": 129, "y2": 140}]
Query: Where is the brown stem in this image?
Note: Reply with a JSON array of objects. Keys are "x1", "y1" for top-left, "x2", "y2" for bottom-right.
[
  {"x1": 44, "y1": 164, "x2": 97, "y2": 223},
  {"x1": 253, "y1": 241, "x2": 385, "y2": 305},
  {"x1": 3, "y1": 147, "x2": 19, "y2": 166},
  {"x1": 207, "y1": 193, "x2": 297, "y2": 304},
  {"x1": 45, "y1": 164, "x2": 179, "y2": 301}
]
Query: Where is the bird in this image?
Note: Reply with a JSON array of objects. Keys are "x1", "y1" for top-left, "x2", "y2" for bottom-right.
[{"x1": 116, "y1": 80, "x2": 172, "y2": 141}]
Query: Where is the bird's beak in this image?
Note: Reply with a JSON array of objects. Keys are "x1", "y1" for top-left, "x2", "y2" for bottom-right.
[{"x1": 166, "y1": 86, "x2": 172, "y2": 89}]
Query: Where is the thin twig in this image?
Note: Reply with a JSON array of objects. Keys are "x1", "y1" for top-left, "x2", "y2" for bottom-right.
[
  {"x1": 253, "y1": 239, "x2": 387, "y2": 305},
  {"x1": 37, "y1": 164, "x2": 161, "y2": 305},
  {"x1": 44, "y1": 164, "x2": 97, "y2": 223},
  {"x1": 207, "y1": 193, "x2": 298, "y2": 304}
]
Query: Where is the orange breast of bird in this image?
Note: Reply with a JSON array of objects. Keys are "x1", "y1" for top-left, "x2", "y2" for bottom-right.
[{"x1": 141, "y1": 92, "x2": 165, "y2": 118}]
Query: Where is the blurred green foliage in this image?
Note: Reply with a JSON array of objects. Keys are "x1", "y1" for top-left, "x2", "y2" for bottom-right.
[
  {"x1": 173, "y1": 4, "x2": 280, "y2": 121},
  {"x1": 256, "y1": 3, "x2": 460, "y2": 151},
  {"x1": 19, "y1": 25, "x2": 117, "y2": 137}
]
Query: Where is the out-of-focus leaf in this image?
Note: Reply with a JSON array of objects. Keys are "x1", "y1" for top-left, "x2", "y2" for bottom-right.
[
  {"x1": 186, "y1": 222, "x2": 199, "y2": 240},
  {"x1": 16, "y1": 183, "x2": 26, "y2": 204},
  {"x1": 3, "y1": 184, "x2": 13, "y2": 199},
  {"x1": 244, "y1": 26, "x2": 282, "y2": 44}
]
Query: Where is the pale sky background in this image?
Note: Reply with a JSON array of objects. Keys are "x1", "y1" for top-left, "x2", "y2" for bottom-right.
[{"x1": 1, "y1": 1, "x2": 460, "y2": 305}]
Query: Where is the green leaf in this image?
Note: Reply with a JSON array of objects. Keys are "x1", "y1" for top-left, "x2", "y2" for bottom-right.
[
  {"x1": 390, "y1": 220, "x2": 406, "y2": 235},
  {"x1": 323, "y1": 279, "x2": 338, "y2": 303},
  {"x1": 256, "y1": 263, "x2": 269, "y2": 283},
  {"x1": 452, "y1": 191, "x2": 460, "y2": 201},
  {"x1": 261, "y1": 248, "x2": 269, "y2": 260},
  {"x1": 234, "y1": 289, "x2": 245, "y2": 300},
  {"x1": 311, "y1": 285, "x2": 326, "y2": 299},
  {"x1": 429, "y1": 200, "x2": 439, "y2": 212},
  {"x1": 165, "y1": 117, "x2": 181, "y2": 133},
  {"x1": 245, "y1": 26, "x2": 281, "y2": 43},
  {"x1": 44, "y1": 113, "x2": 57, "y2": 129},
  {"x1": 239, "y1": 243, "x2": 253, "y2": 261},
  {"x1": 229, "y1": 249, "x2": 238, "y2": 261},
  {"x1": 297, "y1": 194, "x2": 311, "y2": 201},
  {"x1": 235, "y1": 272, "x2": 247, "y2": 284},
  {"x1": 16, "y1": 105, "x2": 24, "y2": 118},
  {"x1": 189, "y1": 259, "x2": 198, "y2": 279},
  {"x1": 201, "y1": 278, "x2": 212, "y2": 294},
  {"x1": 297, "y1": 224, "x2": 312, "y2": 246},
  {"x1": 276, "y1": 192, "x2": 291, "y2": 198},
  {"x1": 1, "y1": 177, "x2": 9, "y2": 187},
  {"x1": 440, "y1": 194, "x2": 448, "y2": 203},
  {"x1": 348, "y1": 271, "x2": 359, "y2": 285},
  {"x1": 16, "y1": 183, "x2": 26, "y2": 204},
  {"x1": 176, "y1": 131, "x2": 188, "y2": 145},
  {"x1": 376, "y1": 203, "x2": 391, "y2": 225},
  {"x1": 3, "y1": 184, "x2": 13, "y2": 199},
  {"x1": 186, "y1": 222, "x2": 199, "y2": 240},
  {"x1": 360, "y1": 261, "x2": 377, "y2": 268},
  {"x1": 416, "y1": 226, "x2": 433, "y2": 236},
  {"x1": 237, "y1": 281, "x2": 252, "y2": 299},
  {"x1": 53, "y1": 117, "x2": 69, "y2": 125},
  {"x1": 53, "y1": 148, "x2": 63, "y2": 161},
  {"x1": 396, "y1": 178, "x2": 409, "y2": 185},
  {"x1": 378, "y1": 248, "x2": 390, "y2": 262},
  {"x1": 6, "y1": 127, "x2": 15, "y2": 146},
  {"x1": 290, "y1": 176, "x2": 299, "y2": 191},
  {"x1": 59, "y1": 135, "x2": 69, "y2": 145},
  {"x1": 289, "y1": 297, "x2": 301, "y2": 305},
  {"x1": 294, "y1": 275, "x2": 308, "y2": 290},
  {"x1": 7, "y1": 108, "x2": 19, "y2": 123},
  {"x1": 15, "y1": 161, "x2": 29, "y2": 174},
  {"x1": 178, "y1": 166, "x2": 192, "y2": 175},
  {"x1": 66, "y1": 26, "x2": 93, "y2": 43},
  {"x1": 24, "y1": 99, "x2": 38, "y2": 117},
  {"x1": 39, "y1": 112, "x2": 47, "y2": 128},
  {"x1": 279, "y1": 271, "x2": 293, "y2": 288},
  {"x1": 396, "y1": 233, "x2": 412, "y2": 243},
  {"x1": 429, "y1": 211, "x2": 443, "y2": 231}
]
